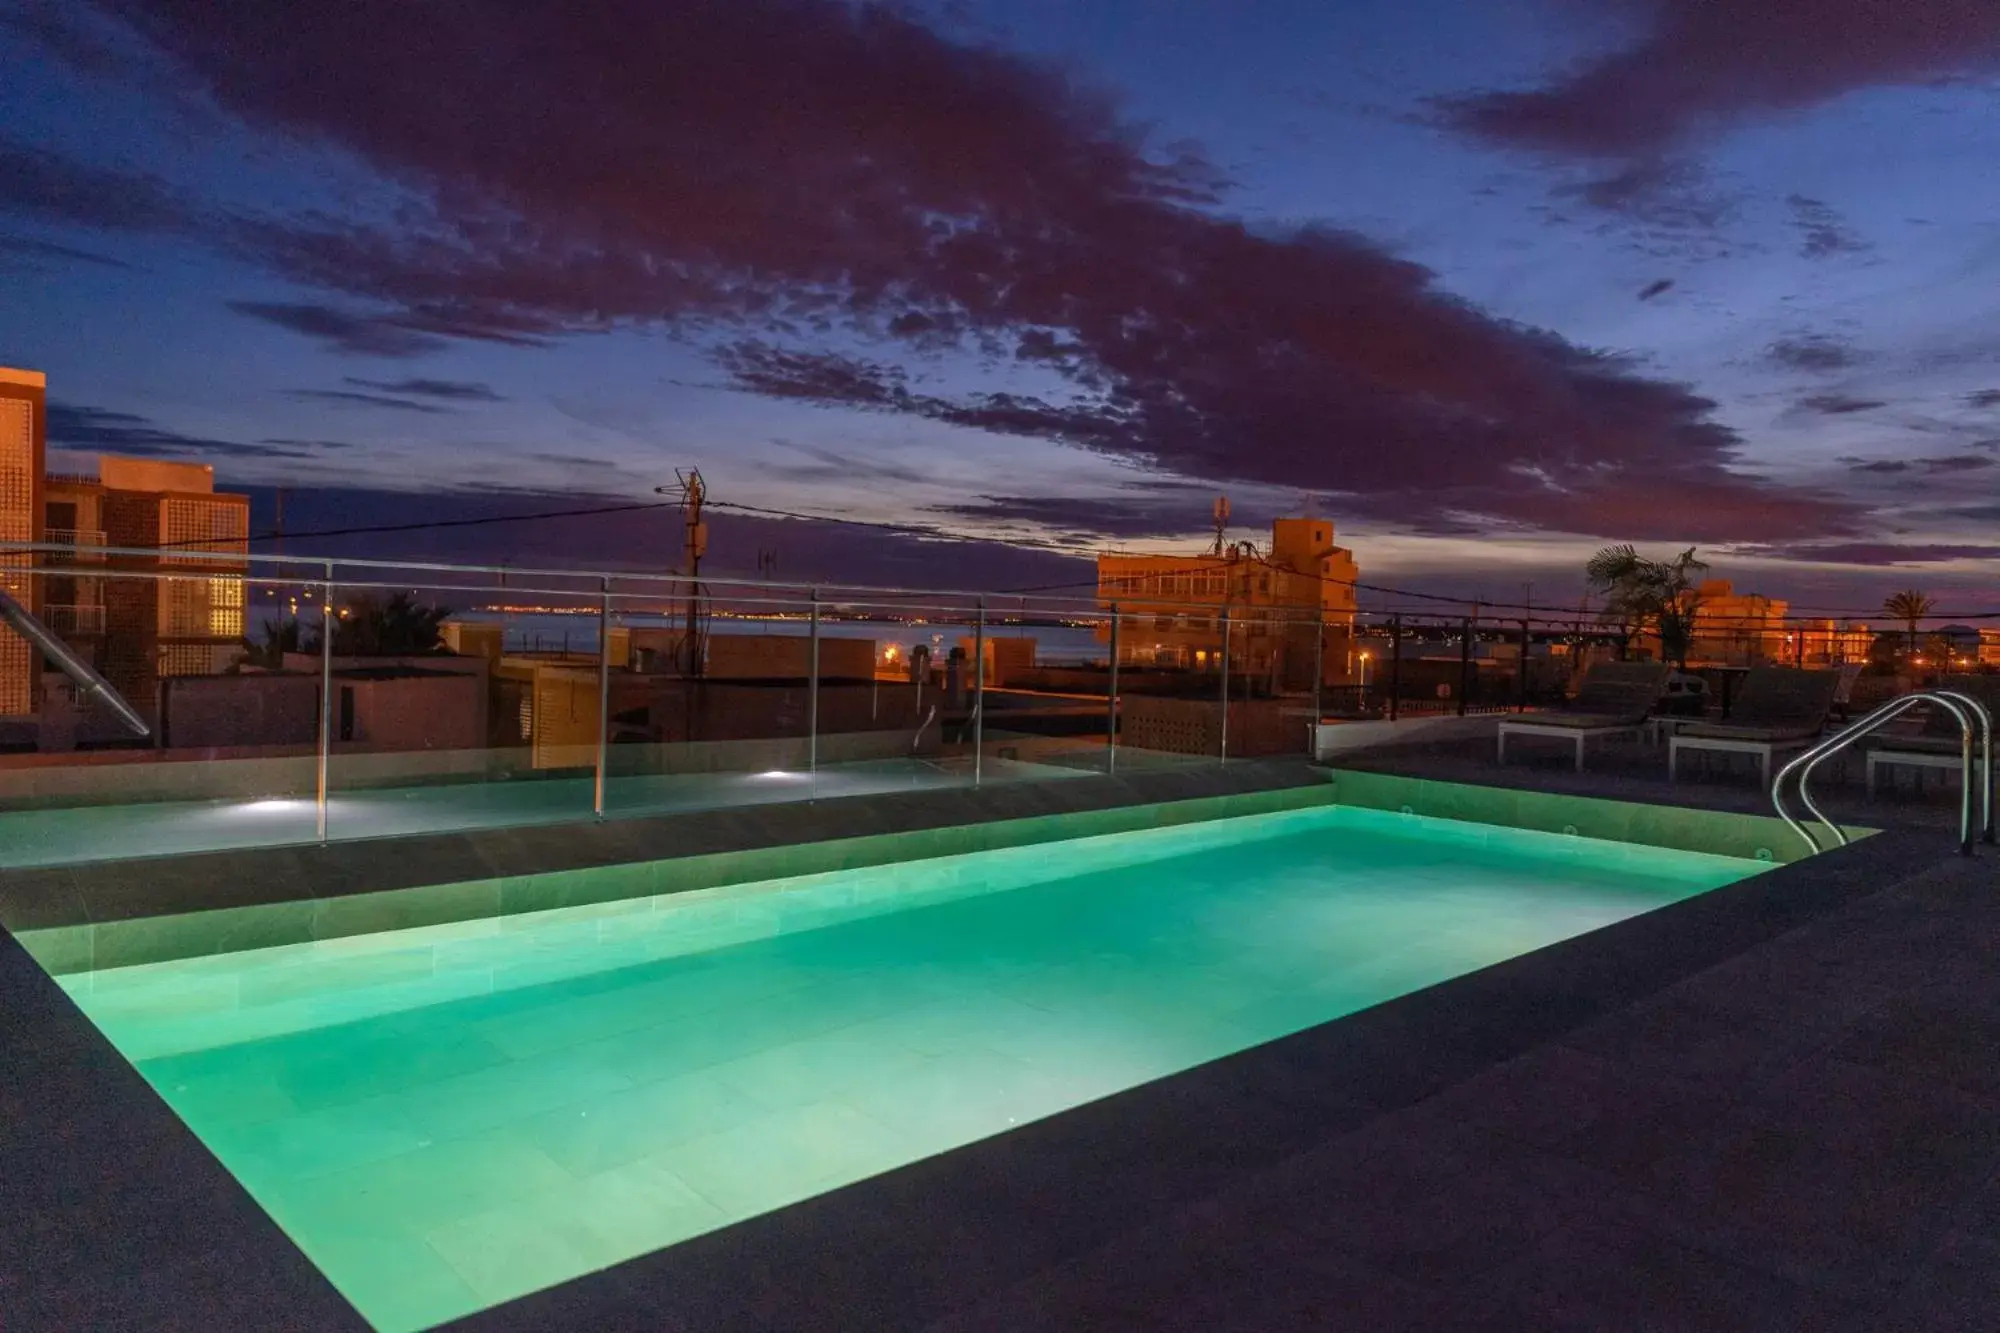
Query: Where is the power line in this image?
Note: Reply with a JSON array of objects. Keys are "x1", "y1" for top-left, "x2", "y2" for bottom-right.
[
  {"x1": 128, "y1": 484, "x2": 2000, "y2": 623},
  {"x1": 240, "y1": 498, "x2": 679, "y2": 546}
]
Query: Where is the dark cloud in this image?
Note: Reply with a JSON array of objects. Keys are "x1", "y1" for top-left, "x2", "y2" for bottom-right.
[
  {"x1": 0, "y1": 136, "x2": 195, "y2": 233},
  {"x1": 282, "y1": 388, "x2": 451, "y2": 414},
  {"x1": 1766, "y1": 335, "x2": 1858, "y2": 373},
  {"x1": 48, "y1": 404, "x2": 323, "y2": 460},
  {"x1": 72, "y1": 0, "x2": 1852, "y2": 542},
  {"x1": 0, "y1": 1, "x2": 142, "y2": 79},
  {"x1": 342, "y1": 377, "x2": 504, "y2": 402},
  {"x1": 0, "y1": 232, "x2": 132, "y2": 269},
  {"x1": 1562, "y1": 160, "x2": 1736, "y2": 231},
  {"x1": 525, "y1": 453, "x2": 623, "y2": 471},
  {"x1": 768, "y1": 441, "x2": 934, "y2": 490},
  {"x1": 1785, "y1": 195, "x2": 1868, "y2": 260},
  {"x1": 931, "y1": 491, "x2": 1245, "y2": 543},
  {"x1": 1753, "y1": 543, "x2": 2000, "y2": 567},
  {"x1": 258, "y1": 437, "x2": 359, "y2": 451},
  {"x1": 228, "y1": 301, "x2": 449, "y2": 358},
  {"x1": 1845, "y1": 455, "x2": 1994, "y2": 476},
  {"x1": 1436, "y1": 0, "x2": 2000, "y2": 159},
  {"x1": 1797, "y1": 393, "x2": 1885, "y2": 416},
  {"x1": 1967, "y1": 390, "x2": 2000, "y2": 410}
]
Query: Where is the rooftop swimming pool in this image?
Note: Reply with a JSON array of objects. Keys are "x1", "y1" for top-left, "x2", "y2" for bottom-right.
[{"x1": 52, "y1": 802, "x2": 1766, "y2": 1330}]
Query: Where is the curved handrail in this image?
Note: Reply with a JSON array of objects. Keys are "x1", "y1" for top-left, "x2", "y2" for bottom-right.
[
  {"x1": 0, "y1": 587, "x2": 150, "y2": 738},
  {"x1": 1771, "y1": 690, "x2": 1988, "y2": 857},
  {"x1": 1937, "y1": 690, "x2": 1996, "y2": 847}
]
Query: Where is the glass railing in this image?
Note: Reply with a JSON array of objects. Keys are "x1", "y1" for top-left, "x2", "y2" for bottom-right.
[{"x1": 0, "y1": 542, "x2": 1334, "y2": 868}]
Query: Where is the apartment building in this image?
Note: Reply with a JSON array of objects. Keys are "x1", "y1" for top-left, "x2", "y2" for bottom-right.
[
  {"x1": 1096, "y1": 515, "x2": 1360, "y2": 687},
  {"x1": 0, "y1": 367, "x2": 45, "y2": 717}
]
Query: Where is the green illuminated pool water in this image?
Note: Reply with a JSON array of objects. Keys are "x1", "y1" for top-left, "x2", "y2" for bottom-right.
[{"x1": 60, "y1": 804, "x2": 1763, "y2": 1330}]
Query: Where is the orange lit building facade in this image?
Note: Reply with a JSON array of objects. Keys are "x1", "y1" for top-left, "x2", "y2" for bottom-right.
[
  {"x1": 1096, "y1": 517, "x2": 1359, "y2": 688},
  {"x1": 0, "y1": 367, "x2": 45, "y2": 717}
]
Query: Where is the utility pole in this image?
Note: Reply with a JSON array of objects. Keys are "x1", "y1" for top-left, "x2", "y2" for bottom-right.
[{"x1": 656, "y1": 470, "x2": 708, "y2": 677}]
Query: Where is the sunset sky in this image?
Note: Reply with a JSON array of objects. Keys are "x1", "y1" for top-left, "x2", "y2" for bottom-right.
[{"x1": 3, "y1": 0, "x2": 1998, "y2": 612}]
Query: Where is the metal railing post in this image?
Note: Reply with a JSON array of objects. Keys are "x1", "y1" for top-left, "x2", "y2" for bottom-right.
[
  {"x1": 807, "y1": 590, "x2": 820, "y2": 788},
  {"x1": 1389, "y1": 614, "x2": 1402, "y2": 722},
  {"x1": 1517, "y1": 618, "x2": 1531, "y2": 712},
  {"x1": 316, "y1": 563, "x2": 333, "y2": 843},
  {"x1": 1312, "y1": 612, "x2": 1324, "y2": 726},
  {"x1": 593, "y1": 576, "x2": 611, "y2": 818},
  {"x1": 1218, "y1": 605, "x2": 1231, "y2": 763},
  {"x1": 1107, "y1": 605, "x2": 1120, "y2": 773},
  {"x1": 1457, "y1": 616, "x2": 1472, "y2": 717},
  {"x1": 972, "y1": 597, "x2": 986, "y2": 785}
]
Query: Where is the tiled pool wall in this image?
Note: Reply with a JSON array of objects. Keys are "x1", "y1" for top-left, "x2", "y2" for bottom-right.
[
  {"x1": 14, "y1": 769, "x2": 1858, "y2": 983},
  {"x1": 14, "y1": 783, "x2": 1340, "y2": 977},
  {"x1": 1323, "y1": 768, "x2": 1872, "y2": 866}
]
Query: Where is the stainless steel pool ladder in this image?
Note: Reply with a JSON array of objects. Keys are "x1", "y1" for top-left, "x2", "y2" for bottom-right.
[{"x1": 1771, "y1": 690, "x2": 1994, "y2": 858}]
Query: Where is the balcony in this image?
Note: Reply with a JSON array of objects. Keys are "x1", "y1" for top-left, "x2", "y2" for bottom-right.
[
  {"x1": 44, "y1": 604, "x2": 107, "y2": 635},
  {"x1": 45, "y1": 529, "x2": 109, "y2": 562}
]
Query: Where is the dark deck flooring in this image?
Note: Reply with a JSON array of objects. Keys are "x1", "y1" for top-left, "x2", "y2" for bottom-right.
[{"x1": 918, "y1": 852, "x2": 2000, "y2": 1331}]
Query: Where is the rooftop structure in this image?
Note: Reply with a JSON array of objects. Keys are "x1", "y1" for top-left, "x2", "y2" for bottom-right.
[{"x1": 1096, "y1": 512, "x2": 1359, "y2": 686}]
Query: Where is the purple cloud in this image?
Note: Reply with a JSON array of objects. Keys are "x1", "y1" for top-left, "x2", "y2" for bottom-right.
[
  {"x1": 0, "y1": 136, "x2": 194, "y2": 233},
  {"x1": 48, "y1": 403, "x2": 326, "y2": 460},
  {"x1": 1797, "y1": 394, "x2": 1885, "y2": 416},
  {"x1": 228, "y1": 301, "x2": 449, "y2": 358},
  {"x1": 1766, "y1": 335, "x2": 1859, "y2": 373},
  {"x1": 1785, "y1": 195, "x2": 1869, "y2": 260},
  {"x1": 282, "y1": 388, "x2": 451, "y2": 415},
  {"x1": 342, "y1": 377, "x2": 504, "y2": 402},
  {"x1": 1752, "y1": 542, "x2": 2000, "y2": 567},
  {"x1": 1437, "y1": 0, "x2": 2000, "y2": 159},
  {"x1": 67, "y1": 0, "x2": 1855, "y2": 542}
]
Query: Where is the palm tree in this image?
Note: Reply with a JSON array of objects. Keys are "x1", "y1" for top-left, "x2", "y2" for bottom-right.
[
  {"x1": 1586, "y1": 545, "x2": 1708, "y2": 669},
  {"x1": 1882, "y1": 590, "x2": 1935, "y2": 660},
  {"x1": 304, "y1": 592, "x2": 452, "y2": 656}
]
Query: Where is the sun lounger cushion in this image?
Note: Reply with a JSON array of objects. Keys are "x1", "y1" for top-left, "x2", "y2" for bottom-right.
[
  {"x1": 1675, "y1": 724, "x2": 1819, "y2": 743},
  {"x1": 1503, "y1": 713, "x2": 1640, "y2": 731}
]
